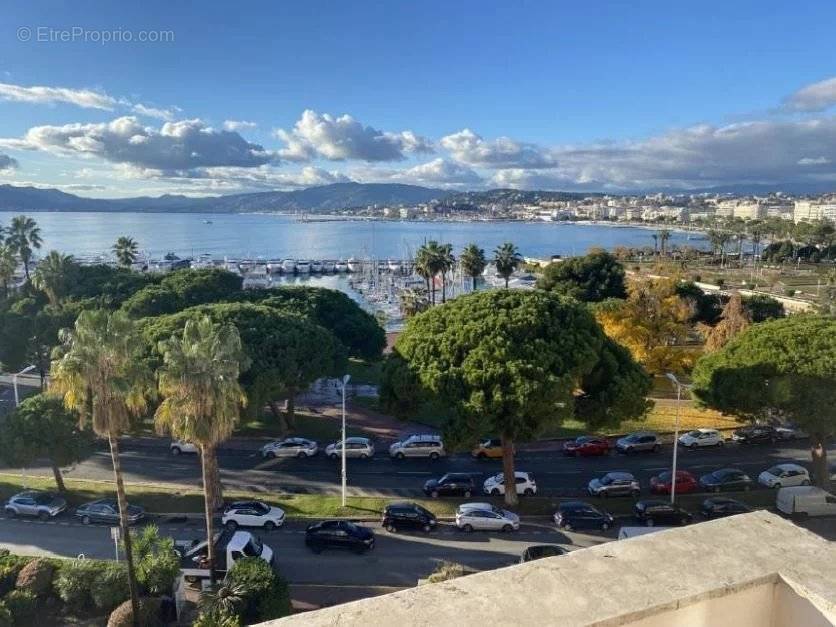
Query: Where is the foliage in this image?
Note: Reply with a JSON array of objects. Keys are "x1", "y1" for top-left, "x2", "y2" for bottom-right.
[
  {"x1": 121, "y1": 285, "x2": 181, "y2": 317},
  {"x1": 5, "y1": 215, "x2": 42, "y2": 280},
  {"x1": 66, "y1": 264, "x2": 157, "y2": 310},
  {"x1": 704, "y1": 292, "x2": 750, "y2": 353},
  {"x1": 15, "y1": 559, "x2": 54, "y2": 597},
  {"x1": 675, "y1": 281, "x2": 722, "y2": 325},
  {"x1": 0, "y1": 563, "x2": 21, "y2": 597},
  {"x1": 131, "y1": 525, "x2": 180, "y2": 596},
  {"x1": 0, "y1": 601, "x2": 11, "y2": 627},
  {"x1": 536, "y1": 251, "x2": 626, "y2": 302},
  {"x1": 459, "y1": 243, "x2": 487, "y2": 291},
  {"x1": 90, "y1": 563, "x2": 130, "y2": 613},
  {"x1": 53, "y1": 559, "x2": 100, "y2": 610},
  {"x1": 743, "y1": 294, "x2": 784, "y2": 322},
  {"x1": 121, "y1": 268, "x2": 242, "y2": 318},
  {"x1": 227, "y1": 557, "x2": 292, "y2": 622},
  {"x1": 32, "y1": 251, "x2": 79, "y2": 305},
  {"x1": 425, "y1": 561, "x2": 467, "y2": 584},
  {"x1": 2, "y1": 589, "x2": 36, "y2": 626},
  {"x1": 0, "y1": 244, "x2": 16, "y2": 298},
  {"x1": 192, "y1": 609, "x2": 242, "y2": 627},
  {"x1": 493, "y1": 241, "x2": 522, "y2": 287},
  {"x1": 199, "y1": 582, "x2": 248, "y2": 620},
  {"x1": 692, "y1": 316, "x2": 836, "y2": 488},
  {"x1": 106, "y1": 597, "x2": 163, "y2": 627},
  {"x1": 112, "y1": 236, "x2": 139, "y2": 268}
]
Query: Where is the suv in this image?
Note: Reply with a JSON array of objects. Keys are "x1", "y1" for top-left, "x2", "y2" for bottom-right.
[
  {"x1": 483, "y1": 471, "x2": 537, "y2": 497},
  {"x1": 633, "y1": 500, "x2": 693, "y2": 527},
  {"x1": 732, "y1": 425, "x2": 777, "y2": 445},
  {"x1": 171, "y1": 440, "x2": 198, "y2": 455},
  {"x1": 588, "y1": 472, "x2": 641, "y2": 498},
  {"x1": 4, "y1": 491, "x2": 67, "y2": 520},
  {"x1": 423, "y1": 473, "x2": 476, "y2": 498},
  {"x1": 222, "y1": 501, "x2": 285, "y2": 530},
  {"x1": 389, "y1": 434, "x2": 445, "y2": 459},
  {"x1": 615, "y1": 432, "x2": 660, "y2": 455},
  {"x1": 325, "y1": 437, "x2": 375, "y2": 459},
  {"x1": 554, "y1": 501, "x2": 614, "y2": 532},
  {"x1": 381, "y1": 502, "x2": 437, "y2": 532}
]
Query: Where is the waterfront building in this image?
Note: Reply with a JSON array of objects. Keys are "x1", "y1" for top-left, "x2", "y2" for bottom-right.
[{"x1": 794, "y1": 200, "x2": 836, "y2": 223}]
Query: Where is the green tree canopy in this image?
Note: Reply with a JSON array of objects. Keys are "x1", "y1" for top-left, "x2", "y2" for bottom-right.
[
  {"x1": 692, "y1": 316, "x2": 836, "y2": 488},
  {"x1": 536, "y1": 250, "x2": 626, "y2": 302}
]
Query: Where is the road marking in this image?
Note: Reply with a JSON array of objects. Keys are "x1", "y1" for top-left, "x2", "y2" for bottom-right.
[{"x1": 394, "y1": 471, "x2": 432, "y2": 476}]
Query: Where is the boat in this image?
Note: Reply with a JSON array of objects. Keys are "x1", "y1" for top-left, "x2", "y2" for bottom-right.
[
  {"x1": 335, "y1": 260, "x2": 348, "y2": 273},
  {"x1": 310, "y1": 260, "x2": 323, "y2": 273},
  {"x1": 281, "y1": 259, "x2": 296, "y2": 274},
  {"x1": 266, "y1": 260, "x2": 283, "y2": 274},
  {"x1": 296, "y1": 260, "x2": 311, "y2": 274},
  {"x1": 387, "y1": 259, "x2": 402, "y2": 273},
  {"x1": 322, "y1": 260, "x2": 336, "y2": 273},
  {"x1": 203, "y1": 219, "x2": 213, "y2": 224},
  {"x1": 347, "y1": 257, "x2": 362, "y2": 273}
]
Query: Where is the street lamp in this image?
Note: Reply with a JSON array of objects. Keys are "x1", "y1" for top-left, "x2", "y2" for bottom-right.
[
  {"x1": 338, "y1": 374, "x2": 351, "y2": 507},
  {"x1": 13, "y1": 364, "x2": 36, "y2": 407},
  {"x1": 665, "y1": 373, "x2": 692, "y2": 504}
]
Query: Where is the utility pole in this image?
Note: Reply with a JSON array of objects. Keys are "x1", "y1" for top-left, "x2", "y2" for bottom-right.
[
  {"x1": 665, "y1": 373, "x2": 692, "y2": 504},
  {"x1": 339, "y1": 374, "x2": 351, "y2": 507}
]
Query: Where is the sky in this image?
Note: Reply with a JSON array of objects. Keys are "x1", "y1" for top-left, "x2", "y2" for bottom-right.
[{"x1": 0, "y1": 0, "x2": 835, "y2": 197}]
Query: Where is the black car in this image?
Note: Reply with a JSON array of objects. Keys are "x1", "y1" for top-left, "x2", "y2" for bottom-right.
[
  {"x1": 633, "y1": 500, "x2": 693, "y2": 526},
  {"x1": 520, "y1": 544, "x2": 567, "y2": 563},
  {"x1": 554, "y1": 501, "x2": 614, "y2": 532},
  {"x1": 382, "y1": 502, "x2": 437, "y2": 532},
  {"x1": 699, "y1": 468, "x2": 753, "y2": 493},
  {"x1": 75, "y1": 498, "x2": 144, "y2": 525},
  {"x1": 305, "y1": 520, "x2": 375, "y2": 554},
  {"x1": 423, "y1": 473, "x2": 476, "y2": 498},
  {"x1": 733, "y1": 425, "x2": 777, "y2": 445},
  {"x1": 700, "y1": 497, "x2": 752, "y2": 519}
]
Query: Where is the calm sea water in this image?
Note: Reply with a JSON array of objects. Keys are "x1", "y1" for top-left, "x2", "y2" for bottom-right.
[{"x1": 3, "y1": 212, "x2": 707, "y2": 259}]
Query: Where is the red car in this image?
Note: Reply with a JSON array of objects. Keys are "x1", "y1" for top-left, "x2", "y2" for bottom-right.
[
  {"x1": 650, "y1": 470, "x2": 698, "y2": 495},
  {"x1": 563, "y1": 436, "x2": 610, "y2": 457}
]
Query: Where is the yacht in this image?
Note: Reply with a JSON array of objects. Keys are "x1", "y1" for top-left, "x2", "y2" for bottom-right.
[
  {"x1": 335, "y1": 260, "x2": 348, "y2": 273},
  {"x1": 387, "y1": 259, "x2": 402, "y2": 273},
  {"x1": 281, "y1": 259, "x2": 296, "y2": 274},
  {"x1": 347, "y1": 257, "x2": 362, "y2": 273},
  {"x1": 310, "y1": 260, "x2": 323, "y2": 273},
  {"x1": 322, "y1": 260, "x2": 336, "y2": 273},
  {"x1": 266, "y1": 260, "x2": 283, "y2": 274},
  {"x1": 296, "y1": 260, "x2": 311, "y2": 274}
]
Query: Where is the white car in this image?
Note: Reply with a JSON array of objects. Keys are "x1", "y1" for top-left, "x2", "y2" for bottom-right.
[
  {"x1": 260, "y1": 437, "x2": 318, "y2": 459},
  {"x1": 222, "y1": 500, "x2": 286, "y2": 531},
  {"x1": 325, "y1": 437, "x2": 375, "y2": 460},
  {"x1": 455, "y1": 503, "x2": 520, "y2": 532},
  {"x1": 483, "y1": 471, "x2": 537, "y2": 496},
  {"x1": 758, "y1": 463, "x2": 811, "y2": 489},
  {"x1": 678, "y1": 429, "x2": 724, "y2": 449},
  {"x1": 170, "y1": 440, "x2": 199, "y2": 455}
]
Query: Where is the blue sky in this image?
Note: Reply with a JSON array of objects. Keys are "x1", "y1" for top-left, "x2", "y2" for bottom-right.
[{"x1": 0, "y1": 1, "x2": 835, "y2": 196}]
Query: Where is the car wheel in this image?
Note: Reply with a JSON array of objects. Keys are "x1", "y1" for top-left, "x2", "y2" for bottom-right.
[
  {"x1": 600, "y1": 491, "x2": 609, "y2": 499},
  {"x1": 4, "y1": 508, "x2": 16, "y2": 518},
  {"x1": 563, "y1": 522, "x2": 573, "y2": 531},
  {"x1": 801, "y1": 479, "x2": 811, "y2": 486},
  {"x1": 652, "y1": 444, "x2": 661, "y2": 453},
  {"x1": 716, "y1": 440, "x2": 724, "y2": 447},
  {"x1": 264, "y1": 521, "x2": 276, "y2": 531},
  {"x1": 330, "y1": 453, "x2": 338, "y2": 460},
  {"x1": 266, "y1": 451, "x2": 276, "y2": 459},
  {"x1": 422, "y1": 524, "x2": 431, "y2": 533},
  {"x1": 431, "y1": 490, "x2": 439, "y2": 498},
  {"x1": 81, "y1": 515, "x2": 91, "y2": 525},
  {"x1": 743, "y1": 484, "x2": 751, "y2": 492},
  {"x1": 773, "y1": 482, "x2": 782, "y2": 489},
  {"x1": 645, "y1": 518, "x2": 655, "y2": 527},
  {"x1": 523, "y1": 488, "x2": 534, "y2": 496},
  {"x1": 396, "y1": 452, "x2": 405, "y2": 460},
  {"x1": 462, "y1": 524, "x2": 473, "y2": 533},
  {"x1": 680, "y1": 517, "x2": 689, "y2": 525},
  {"x1": 297, "y1": 451, "x2": 307, "y2": 459},
  {"x1": 225, "y1": 520, "x2": 238, "y2": 531},
  {"x1": 491, "y1": 488, "x2": 500, "y2": 496},
  {"x1": 360, "y1": 453, "x2": 369, "y2": 459},
  {"x1": 38, "y1": 511, "x2": 50, "y2": 521},
  {"x1": 502, "y1": 524, "x2": 513, "y2": 533},
  {"x1": 632, "y1": 489, "x2": 640, "y2": 497},
  {"x1": 463, "y1": 490, "x2": 472, "y2": 498},
  {"x1": 171, "y1": 447, "x2": 181, "y2": 456},
  {"x1": 429, "y1": 452, "x2": 439, "y2": 460},
  {"x1": 477, "y1": 452, "x2": 486, "y2": 459},
  {"x1": 386, "y1": 524, "x2": 396, "y2": 533},
  {"x1": 601, "y1": 522, "x2": 610, "y2": 531}
]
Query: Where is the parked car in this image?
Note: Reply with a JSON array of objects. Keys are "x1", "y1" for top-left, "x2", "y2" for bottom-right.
[
  {"x1": 483, "y1": 471, "x2": 537, "y2": 496},
  {"x1": 774, "y1": 423, "x2": 808, "y2": 441},
  {"x1": 776, "y1": 486, "x2": 836, "y2": 518},
  {"x1": 649, "y1": 470, "x2": 698, "y2": 495},
  {"x1": 615, "y1": 432, "x2": 660, "y2": 455},
  {"x1": 678, "y1": 428, "x2": 724, "y2": 449},
  {"x1": 222, "y1": 501, "x2": 285, "y2": 530},
  {"x1": 455, "y1": 502, "x2": 520, "y2": 532},
  {"x1": 389, "y1": 434, "x2": 445, "y2": 459},
  {"x1": 305, "y1": 520, "x2": 375, "y2": 553},
  {"x1": 423, "y1": 473, "x2": 476, "y2": 498},
  {"x1": 700, "y1": 497, "x2": 752, "y2": 519},
  {"x1": 75, "y1": 499, "x2": 144, "y2": 525},
  {"x1": 471, "y1": 438, "x2": 511, "y2": 459},
  {"x1": 563, "y1": 436, "x2": 610, "y2": 457},
  {"x1": 4, "y1": 491, "x2": 67, "y2": 520},
  {"x1": 699, "y1": 468, "x2": 753, "y2": 492},
  {"x1": 588, "y1": 472, "x2": 641, "y2": 498},
  {"x1": 381, "y1": 502, "x2": 437, "y2": 532},
  {"x1": 260, "y1": 437, "x2": 318, "y2": 459},
  {"x1": 325, "y1": 437, "x2": 375, "y2": 460},
  {"x1": 170, "y1": 440, "x2": 198, "y2": 455},
  {"x1": 520, "y1": 544, "x2": 567, "y2": 563},
  {"x1": 553, "y1": 501, "x2": 614, "y2": 532},
  {"x1": 633, "y1": 500, "x2": 693, "y2": 527},
  {"x1": 758, "y1": 463, "x2": 811, "y2": 489},
  {"x1": 732, "y1": 425, "x2": 777, "y2": 445}
]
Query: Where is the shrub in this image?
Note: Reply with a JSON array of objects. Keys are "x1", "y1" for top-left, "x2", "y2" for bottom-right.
[
  {"x1": 132, "y1": 525, "x2": 180, "y2": 596},
  {"x1": 193, "y1": 609, "x2": 242, "y2": 627},
  {"x1": 15, "y1": 559, "x2": 54, "y2": 597},
  {"x1": 0, "y1": 564, "x2": 22, "y2": 597},
  {"x1": 107, "y1": 597, "x2": 163, "y2": 627},
  {"x1": 91, "y1": 563, "x2": 130, "y2": 613},
  {"x1": 425, "y1": 561, "x2": 468, "y2": 583},
  {"x1": 0, "y1": 602, "x2": 12, "y2": 627},
  {"x1": 226, "y1": 557, "x2": 291, "y2": 622},
  {"x1": 53, "y1": 559, "x2": 99, "y2": 610},
  {"x1": 3, "y1": 589, "x2": 37, "y2": 626}
]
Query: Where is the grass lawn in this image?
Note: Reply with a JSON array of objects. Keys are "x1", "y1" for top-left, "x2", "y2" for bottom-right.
[
  {"x1": 235, "y1": 412, "x2": 368, "y2": 441},
  {"x1": 0, "y1": 473, "x2": 775, "y2": 519}
]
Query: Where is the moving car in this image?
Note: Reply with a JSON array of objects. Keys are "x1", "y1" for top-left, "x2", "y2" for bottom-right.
[
  {"x1": 774, "y1": 423, "x2": 808, "y2": 441},
  {"x1": 305, "y1": 520, "x2": 375, "y2": 553},
  {"x1": 553, "y1": 501, "x2": 614, "y2": 532},
  {"x1": 678, "y1": 428, "x2": 723, "y2": 449},
  {"x1": 471, "y1": 438, "x2": 511, "y2": 459},
  {"x1": 222, "y1": 501, "x2": 286, "y2": 530},
  {"x1": 170, "y1": 440, "x2": 198, "y2": 455},
  {"x1": 455, "y1": 503, "x2": 520, "y2": 532},
  {"x1": 483, "y1": 471, "x2": 537, "y2": 496},
  {"x1": 699, "y1": 468, "x2": 753, "y2": 493},
  {"x1": 732, "y1": 425, "x2": 777, "y2": 445},
  {"x1": 381, "y1": 502, "x2": 437, "y2": 532},
  {"x1": 75, "y1": 499, "x2": 144, "y2": 525},
  {"x1": 423, "y1": 473, "x2": 476, "y2": 498},
  {"x1": 4, "y1": 491, "x2": 67, "y2": 520},
  {"x1": 260, "y1": 437, "x2": 318, "y2": 459},
  {"x1": 700, "y1": 497, "x2": 752, "y2": 519},
  {"x1": 563, "y1": 436, "x2": 610, "y2": 457},
  {"x1": 588, "y1": 472, "x2": 641, "y2": 498},
  {"x1": 615, "y1": 432, "x2": 660, "y2": 455},
  {"x1": 633, "y1": 500, "x2": 693, "y2": 526},
  {"x1": 178, "y1": 529, "x2": 273, "y2": 582},
  {"x1": 520, "y1": 545, "x2": 567, "y2": 563},
  {"x1": 325, "y1": 437, "x2": 375, "y2": 460},
  {"x1": 389, "y1": 434, "x2": 445, "y2": 459},
  {"x1": 758, "y1": 463, "x2": 811, "y2": 489},
  {"x1": 776, "y1": 486, "x2": 836, "y2": 518},
  {"x1": 649, "y1": 470, "x2": 698, "y2": 495}
]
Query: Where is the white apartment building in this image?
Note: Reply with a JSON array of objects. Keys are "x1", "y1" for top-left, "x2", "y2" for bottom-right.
[
  {"x1": 733, "y1": 201, "x2": 767, "y2": 220},
  {"x1": 715, "y1": 200, "x2": 737, "y2": 218},
  {"x1": 794, "y1": 200, "x2": 836, "y2": 223}
]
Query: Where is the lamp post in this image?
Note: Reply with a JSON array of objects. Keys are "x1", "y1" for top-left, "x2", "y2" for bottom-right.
[
  {"x1": 665, "y1": 373, "x2": 692, "y2": 504},
  {"x1": 338, "y1": 374, "x2": 351, "y2": 507},
  {"x1": 13, "y1": 364, "x2": 36, "y2": 407}
]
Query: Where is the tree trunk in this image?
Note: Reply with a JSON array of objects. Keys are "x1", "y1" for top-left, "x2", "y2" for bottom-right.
[
  {"x1": 810, "y1": 433, "x2": 830, "y2": 490},
  {"x1": 206, "y1": 448, "x2": 224, "y2": 511},
  {"x1": 268, "y1": 401, "x2": 291, "y2": 436},
  {"x1": 285, "y1": 387, "x2": 297, "y2": 429},
  {"x1": 500, "y1": 433, "x2": 518, "y2": 507},
  {"x1": 108, "y1": 433, "x2": 140, "y2": 627},
  {"x1": 51, "y1": 463, "x2": 66, "y2": 493},
  {"x1": 504, "y1": 276, "x2": 509, "y2": 288},
  {"x1": 201, "y1": 443, "x2": 218, "y2": 584},
  {"x1": 430, "y1": 279, "x2": 436, "y2": 305},
  {"x1": 471, "y1": 275, "x2": 477, "y2": 292},
  {"x1": 441, "y1": 273, "x2": 447, "y2": 303}
]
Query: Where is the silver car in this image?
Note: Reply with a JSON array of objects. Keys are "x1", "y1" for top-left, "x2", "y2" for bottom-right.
[
  {"x1": 261, "y1": 437, "x2": 318, "y2": 459},
  {"x1": 615, "y1": 432, "x2": 661, "y2": 454},
  {"x1": 588, "y1": 472, "x2": 641, "y2": 498},
  {"x1": 325, "y1": 437, "x2": 375, "y2": 459},
  {"x1": 455, "y1": 503, "x2": 520, "y2": 532},
  {"x1": 389, "y1": 434, "x2": 445, "y2": 459},
  {"x1": 4, "y1": 491, "x2": 67, "y2": 520}
]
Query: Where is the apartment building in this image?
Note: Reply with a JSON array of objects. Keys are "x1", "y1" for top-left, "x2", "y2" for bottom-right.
[{"x1": 794, "y1": 200, "x2": 836, "y2": 223}]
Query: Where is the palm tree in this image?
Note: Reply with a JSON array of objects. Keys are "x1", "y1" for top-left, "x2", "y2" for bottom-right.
[
  {"x1": 651, "y1": 233, "x2": 659, "y2": 255},
  {"x1": 0, "y1": 244, "x2": 16, "y2": 299},
  {"x1": 657, "y1": 229, "x2": 672, "y2": 256},
  {"x1": 415, "y1": 241, "x2": 446, "y2": 305},
  {"x1": 199, "y1": 581, "x2": 247, "y2": 621},
  {"x1": 398, "y1": 288, "x2": 429, "y2": 318},
  {"x1": 438, "y1": 243, "x2": 455, "y2": 303},
  {"x1": 155, "y1": 317, "x2": 248, "y2": 584},
  {"x1": 414, "y1": 247, "x2": 433, "y2": 299},
  {"x1": 494, "y1": 242, "x2": 522, "y2": 288},
  {"x1": 459, "y1": 243, "x2": 487, "y2": 291},
  {"x1": 50, "y1": 310, "x2": 154, "y2": 625},
  {"x1": 6, "y1": 215, "x2": 42, "y2": 281},
  {"x1": 113, "y1": 236, "x2": 139, "y2": 268},
  {"x1": 32, "y1": 250, "x2": 77, "y2": 305}
]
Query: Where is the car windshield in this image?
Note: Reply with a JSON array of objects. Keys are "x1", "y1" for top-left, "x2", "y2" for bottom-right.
[
  {"x1": 33, "y1": 493, "x2": 54, "y2": 505},
  {"x1": 687, "y1": 430, "x2": 701, "y2": 437},
  {"x1": 243, "y1": 537, "x2": 263, "y2": 557},
  {"x1": 625, "y1": 434, "x2": 641, "y2": 442},
  {"x1": 343, "y1": 522, "x2": 360, "y2": 533},
  {"x1": 600, "y1": 475, "x2": 614, "y2": 485},
  {"x1": 657, "y1": 472, "x2": 672, "y2": 482},
  {"x1": 766, "y1": 466, "x2": 784, "y2": 475},
  {"x1": 491, "y1": 506, "x2": 504, "y2": 516}
]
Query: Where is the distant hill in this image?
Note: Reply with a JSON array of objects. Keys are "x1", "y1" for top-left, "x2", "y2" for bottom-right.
[{"x1": 442, "y1": 189, "x2": 602, "y2": 206}]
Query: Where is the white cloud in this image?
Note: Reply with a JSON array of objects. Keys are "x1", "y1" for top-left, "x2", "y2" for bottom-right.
[
  {"x1": 275, "y1": 110, "x2": 433, "y2": 162},
  {"x1": 0, "y1": 82, "x2": 116, "y2": 110},
  {"x1": 0, "y1": 153, "x2": 17, "y2": 171},
  {"x1": 130, "y1": 103, "x2": 179, "y2": 121},
  {"x1": 797, "y1": 156, "x2": 831, "y2": 166},
  {"x1": 783, "y1": 77, "x2": 836, "y2": 112},
  {"x1": 223, "y1": 120, "x2": 258, "y2": 132},
  {"x1": 440, "y1": 128, "x2": 556, "y2": 169},
  {"x1": 353, "y1": 158, "x2": 482, "y2": 188}
]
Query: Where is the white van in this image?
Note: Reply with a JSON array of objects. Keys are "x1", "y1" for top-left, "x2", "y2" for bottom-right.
[
  {"x1": 618, "y1": 526, "x2": 672, "y2": 540},
  {"x1": 776, "y1": 486, "x2": 836, "y2": 517}
]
